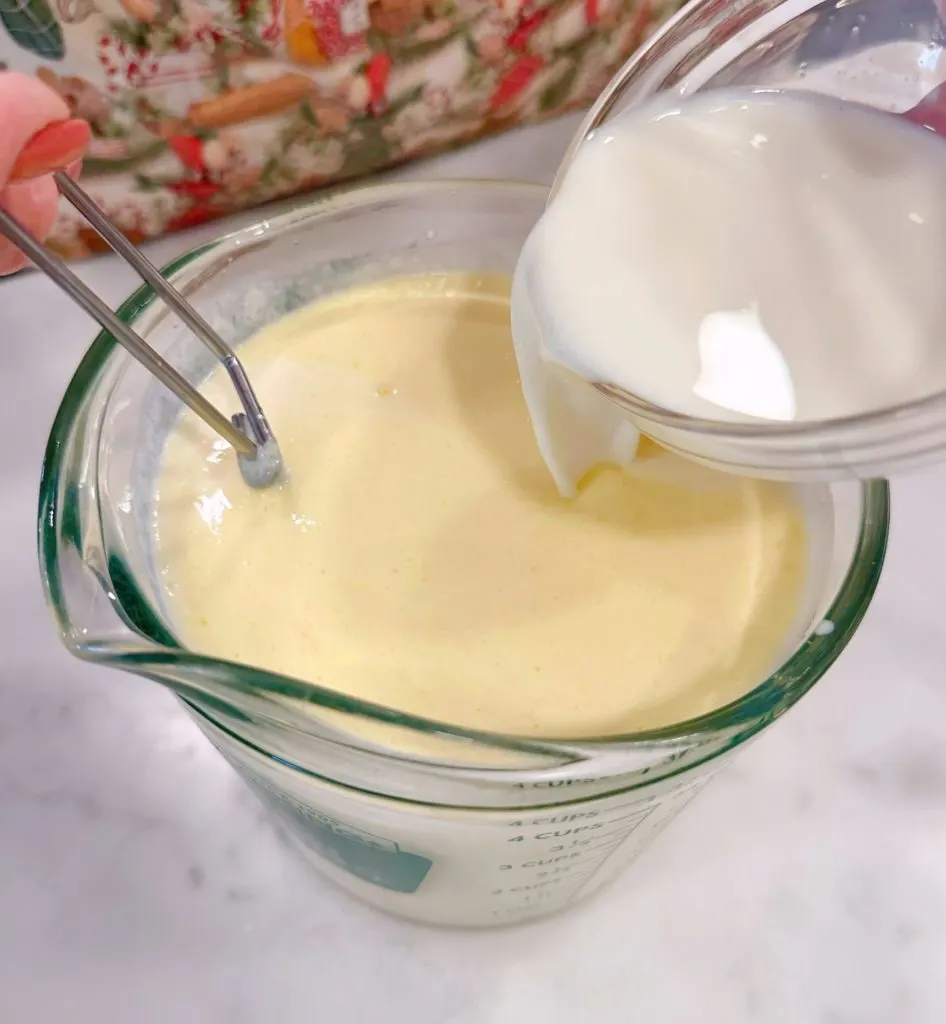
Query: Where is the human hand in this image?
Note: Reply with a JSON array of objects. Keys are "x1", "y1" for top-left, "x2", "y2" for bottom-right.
[{"x1": 0, "y1": 71, "x2": 88, "y2": 276}]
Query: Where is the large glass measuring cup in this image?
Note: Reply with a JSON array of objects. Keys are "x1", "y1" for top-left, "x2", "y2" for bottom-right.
[
  {"x1": 39, "y1": 180, "x2": 888, "y2": 927},
  {"x1": 539, "y1": 0, "x2": 946, "y2": 482}
]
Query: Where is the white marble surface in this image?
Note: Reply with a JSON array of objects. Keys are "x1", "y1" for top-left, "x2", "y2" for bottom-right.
[{"x1": 2, "y1": 114, "x2": 945, "y2": 1024}]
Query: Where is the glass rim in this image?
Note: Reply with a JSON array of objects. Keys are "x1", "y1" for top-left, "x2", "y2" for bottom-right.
[{"x1": 38, "y1": 177, "x2": 890, "y2": 757}]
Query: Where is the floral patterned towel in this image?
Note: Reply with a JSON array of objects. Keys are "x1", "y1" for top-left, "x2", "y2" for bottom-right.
[{"x1": 1, "y1": 0, "x2": 681, "y2": 257}]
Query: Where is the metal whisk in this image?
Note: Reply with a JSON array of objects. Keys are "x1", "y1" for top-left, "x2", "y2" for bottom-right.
[{"x1": 0, "y1": 120, "x2": 282, "y2": 488}]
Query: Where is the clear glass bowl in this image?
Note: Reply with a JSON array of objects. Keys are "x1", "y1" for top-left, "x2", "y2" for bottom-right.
[
  {"x1": 39, "y1": 179, "x2": 888, "y2": 927},
  {"x1": 548, "y1": 0, "x2": 946, "y2": 482}
]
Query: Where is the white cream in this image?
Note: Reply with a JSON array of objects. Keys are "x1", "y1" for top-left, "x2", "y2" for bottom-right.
[{"x1": 512, "y1": 87, "x2": 946, "y2": 495}]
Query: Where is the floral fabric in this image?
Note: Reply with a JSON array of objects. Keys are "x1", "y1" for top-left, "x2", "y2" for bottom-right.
[{"x1": 1, "y1": 0, "x2": 681, "y2": 257}]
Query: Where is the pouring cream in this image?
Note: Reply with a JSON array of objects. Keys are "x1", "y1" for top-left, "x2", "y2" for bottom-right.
[{"x1": 511, "y1": 87, "x2": 946, "y2": 495}]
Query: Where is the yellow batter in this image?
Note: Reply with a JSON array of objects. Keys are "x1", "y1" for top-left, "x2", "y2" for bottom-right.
[{"x1": 154, "y1": 273, "x2": 808, "y2": 737}]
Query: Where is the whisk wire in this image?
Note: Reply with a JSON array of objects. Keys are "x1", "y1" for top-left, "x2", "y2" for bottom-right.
[{"x1": 0, "y1": 171, "x2": 282, "y2": 486}]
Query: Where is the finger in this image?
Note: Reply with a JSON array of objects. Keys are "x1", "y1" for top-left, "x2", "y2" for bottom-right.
[
  {"x1": 0, "y1": 72, "x2": 71, "y2": 185},
  {"x1": 0, "y1": 244, "x2": 28, "y2": 277},
  {"x1": 0, "y1": 176, "x2": 61, "y2": 275},
  {"x1": 0, "y1": 158, "x2": 83, "y2": 276},
  {"x1": 0, "y1": 71, "x2": 71, "y2": 274}
]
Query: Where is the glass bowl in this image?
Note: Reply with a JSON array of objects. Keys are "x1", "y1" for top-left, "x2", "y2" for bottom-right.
[
  {"x1": 548, "y1": 0, "x2": 946, "y2": 482},
  {"x1": 39, "y1": 179, "x2": 888, "y2": 927}
]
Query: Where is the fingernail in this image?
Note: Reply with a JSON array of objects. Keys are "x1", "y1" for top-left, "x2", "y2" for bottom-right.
[{"x1": 11, "y1": 119, "x2": 92, "y2": 182}]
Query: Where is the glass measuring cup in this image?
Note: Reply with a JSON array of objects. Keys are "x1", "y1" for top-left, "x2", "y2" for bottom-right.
[
  {"x1": 39, "y1": 180, "x2": 888, "y2": 927},
  {"x1": 529, "y1": 0, "x2": 946, "y2": 482}
]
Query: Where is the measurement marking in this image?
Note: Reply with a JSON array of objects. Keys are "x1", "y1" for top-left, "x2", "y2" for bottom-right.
[
  {"x1": 579, "y1": 840, "x2": 624, "y2": 858},
  {"x1": 498, "y1": 844, "x2": 622, "y2": 874},
  {"x1": 605, "y1": 809, "x2": 658, "y2": 825},
  {"x1": 540, "y1": 813, "x2": 654, "y2": 849},
  {"x1": 572, "y1": 825, "x2": 637, "y2": 844},
  {"x1": 562, "y1": 833, "x2": 629, "y2": 852},
  {"x1": 564, "y1": 805, "x2": 659, "y2": 905},
  {"x1": 512, "y1": 871, "x2": 598, "y2": 898}
]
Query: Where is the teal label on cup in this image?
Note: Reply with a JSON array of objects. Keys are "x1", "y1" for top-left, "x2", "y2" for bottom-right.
[{"x1": 266, "y1": 788, "x2": 433, "y2": 894}]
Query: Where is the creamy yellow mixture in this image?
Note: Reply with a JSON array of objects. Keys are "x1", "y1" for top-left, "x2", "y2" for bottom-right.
[{"x1": 154, "y1": 273, "x2": 808, "y2": 737}]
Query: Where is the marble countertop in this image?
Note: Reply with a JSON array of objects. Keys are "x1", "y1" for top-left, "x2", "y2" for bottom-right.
[{"x1": 2, "y1": 115, "x2": 944, "y2": 1024}]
